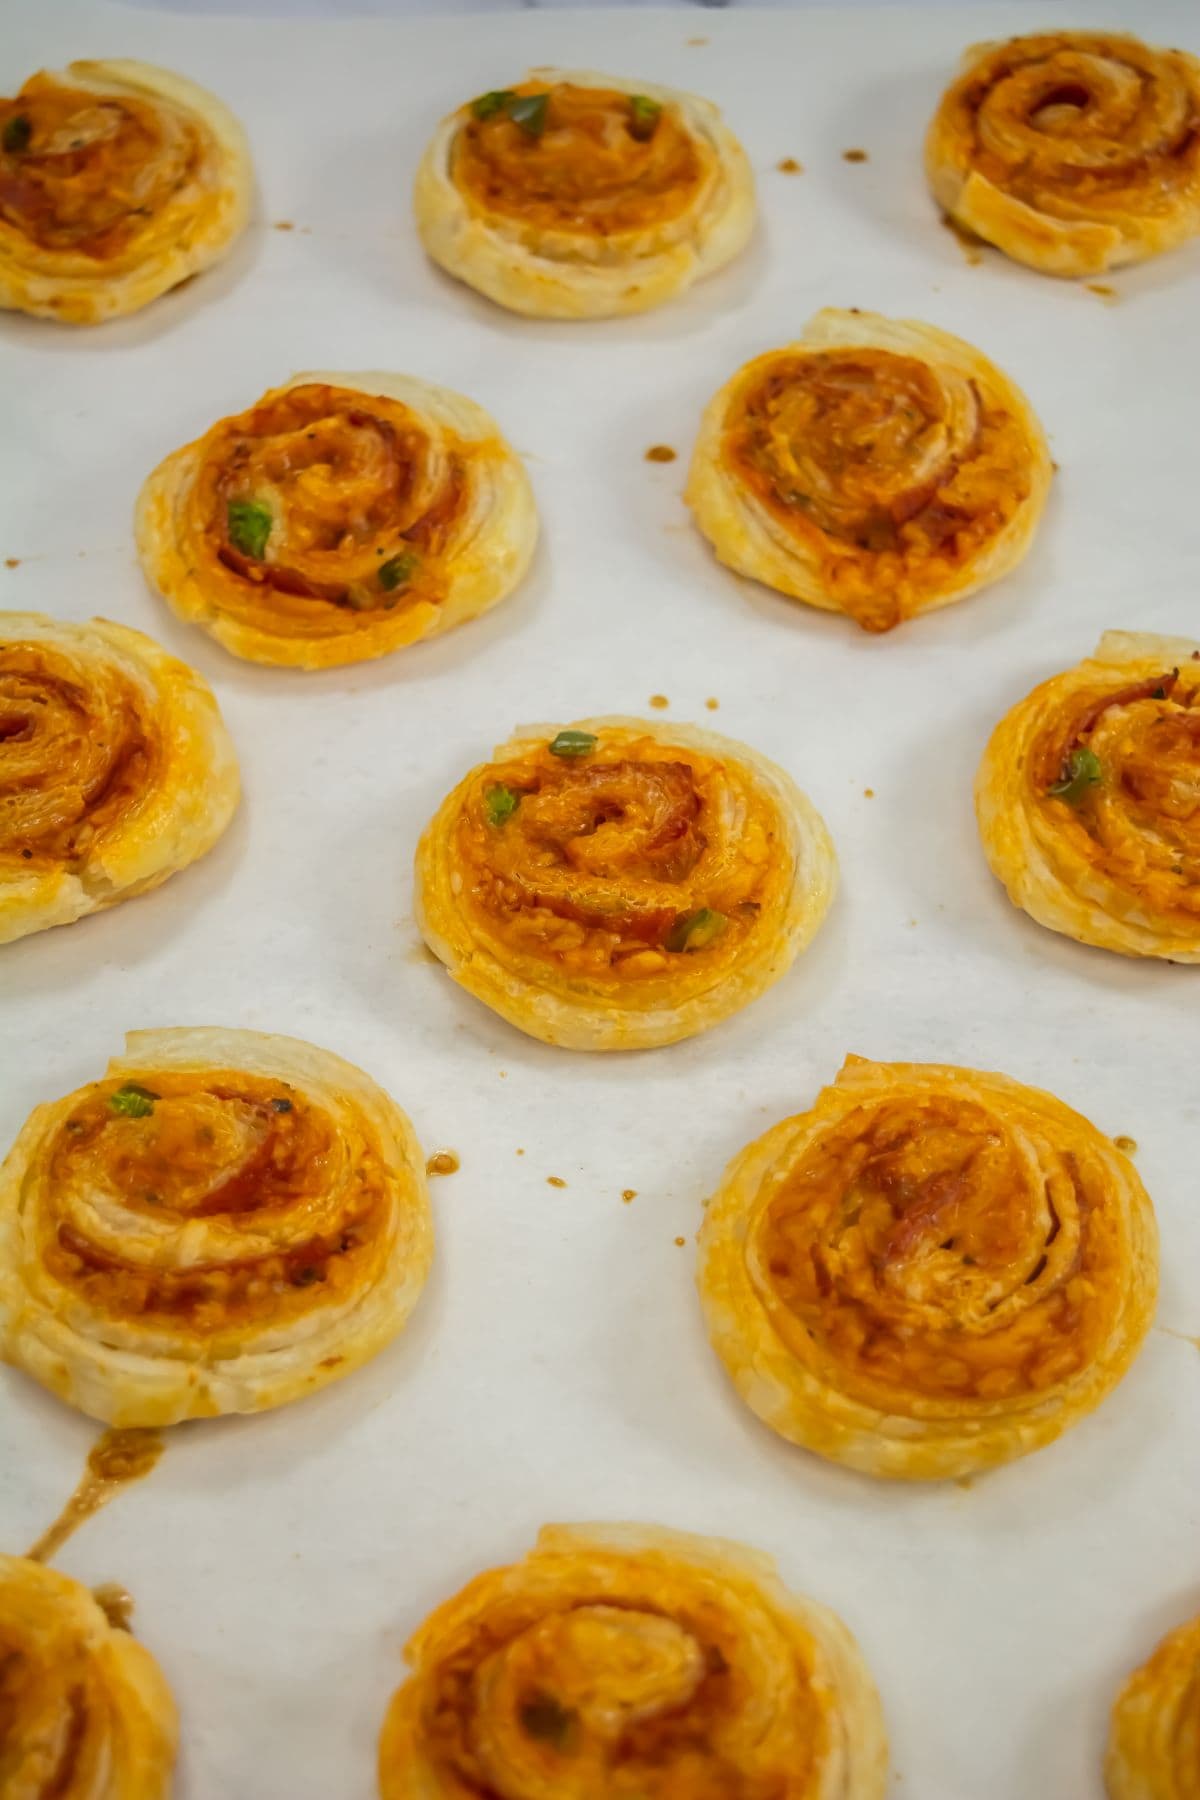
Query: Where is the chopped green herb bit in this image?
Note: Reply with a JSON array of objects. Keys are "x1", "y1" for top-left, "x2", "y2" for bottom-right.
[
  {"x1": 507, "y1": 92, "x2": 550, "y2": 138},
  {"x1": 271, "y1": 1097, "x2": 293, "y2": 1113},
  {"x1": 485, "y1": 784, "x2": 520, "y2": 826},
  {"x1": 472, "y1": 89, "x2": 516, "y2": 120},
  {"x1": 1048, "y1": 745, "x2": 1102, "y2": 805},
  {"x1": 294, "y1": 1265, "x2": 323, "y2": 1286},
  {"x1": 2, "y1": 115, "x2": 32, "y2": 154},
  {"x1": 666, "y1": 906, "x2": 728, "y2": 953},
  {"x1": 109, "y1": 1083, "x2": 160, "y2": 1119},
  {"x1": 548, "y1": 729, "x2": 597, "y2": 758},
  {"x1": 379, "y1": 550, "x2": 418, "y2": 592},
  {"x1": 519, "y1": 1694, "x2": 576, "y2": 1748},
  {"x1": 629, "y1": 94, "x2": 662, "y2": 140},
  {"x1": 227, "y1": 498, "x2": 272, "y2": 560}
]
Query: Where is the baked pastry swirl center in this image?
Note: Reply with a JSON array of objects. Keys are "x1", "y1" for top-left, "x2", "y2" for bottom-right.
[
  {"x1": 454, "y1": 81, "x2": 709, "y2": 237},
  {"x1": 463, "y1": 749, "x2": 760, "y2": 963},
  {"x1": 0, "y1": 640, "x2": 150, "y2": 868},
  {"x1": 1032, "y1": 666, "x2": 1200, "y2": 922},
  {"x1": 750, "y1": 1093, "x2": 1101, "y2": 1406},
  {"x1": 976, "y1": 633, "x2": 1200, "y2": 960},
  {"x1": 198, "y1": 382, "x2": 460, "y2": 617},
  {"x1": 0, "y1": 75, "x2": 200, "y2": 259},
  {"x1": 968, "y1": 39, "x2": 1198, "y2": 202},
  {"x1": 42, "y1": 1070, "x2": 390, "y2": 1324},
  {"x1": 729, "y1": 349, "x2": 996, "y2": 563}
]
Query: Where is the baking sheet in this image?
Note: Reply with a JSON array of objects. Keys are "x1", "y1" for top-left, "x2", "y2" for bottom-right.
[{"x1": 2, "y1": 2, "x2": 1198, "y2": 1795}]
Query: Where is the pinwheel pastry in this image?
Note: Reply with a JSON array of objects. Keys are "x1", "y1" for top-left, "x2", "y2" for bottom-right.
[
  {"x1": 0, "y1": 613, "x2": 239, "y2": 947},
  {"x1": 686, "y1": 308, "x2": 1051, "y2": 633},
  {"x1": 0, "y1": 1028, "x2": 433, "y2": 1425},
  {"x1": 136, "y1": 372, "x2": 537, "y2": 670},
  {"x1": 0, "y1": 59, "x2": 251, "y2": 324},
  {"x1": 976, "y1": 632, "x2": 1200, "y2": 961},
  {"x1": 1106, "y1": 1609, "x2": 1200, "y2": 1800},
  {"x1": 378, "y1": 1521, "x2": 888, "y2": 1800},
  {"x1": 697, "y1": 1055, "x2": 1158, "y2": 1481},
  {"x1": 413, "y1": 68, "x2": 754, "y2": 318},
  {"x1": 925, "y1": 32, "x2": 1200, "y2": 278},
  {"x1": 0, "y1": 1555, "x2": 177, "y2": 1799},
  {"x1": 414, "y1": 716, "x2": 836, "y2": 1051}
]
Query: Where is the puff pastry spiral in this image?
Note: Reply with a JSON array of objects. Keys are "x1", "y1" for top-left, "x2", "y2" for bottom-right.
[
  {"x1": 697, "y1": 1056, "x2": 1158, "y2": 1481},
  {"x1": 136, "y1": 371, "x2": 536, "y2": 670},
  {"x1": 134, "y1": 370, "x2": 536, "y2": 669},
  {"x1": 0, "y1": 1554, "x2": 177, "y2": 1799},
  {"x1": 686, "y1": 308, "x2": 1051, "y2": 633},
  {"x1": 0, "y1": 1028, "x2": 433, "y2": 1425},
  {"x1": 414, "y1": 69, "x2": 754, "y2": 318},
  {"x1": 378, "y1": 1521, "x2": 888, "y2": 1800},
  {"x1": 926, "y1": 32, "x2": 1200, "y2": 278},
  {"x1": 976, "y1": 632, "x2": 1200, "y2": 961},
  {"x1": 1107, "y1": 1611, "x2": 1200, "y2": 1800},
  {"x1": 414, "y1": 716, "x2": 836, "y2": 1050},
  {"x1": 0, "y1": 613, "x2": 239, "y2": 947},
  {"x1": 0, "y1": 59, "x2": 251, "y2": 324}
]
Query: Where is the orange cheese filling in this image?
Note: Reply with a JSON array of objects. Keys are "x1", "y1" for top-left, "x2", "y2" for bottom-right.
[
  {"x1": 39, "y1": 1071, "x2": 389, "y2": 1331},
  {"x1": 0, "y1": 75, "x2": 201, "y2": 258},
  {"x1": 412, "y1": 1575, "x2": 826, "y2": 1796},
  {"x1": 752, "y1": 1095, "x2": 1126, "y2": 1410},
  {"x1": 454, "y1": 737, "x2": 777, "y2": 978},
  {"x1": 453, "y1": 83, "x2": 706, "y2": 236},
  {"x1": 0, "y1": 639, "x2": 155, "y2": 869},
  {"x1": 185, "y1": 384, "x2": 463, "y2": 632},
  {"x1": 945, "y1": 33, "x2": 1200, "y2": 217},
  {"x1": 1033, "y1": 665, "x2": 1200, "y2": 920},
  {"x1": 726, "y1": 347, "x2": 1031, "y2": 632}
]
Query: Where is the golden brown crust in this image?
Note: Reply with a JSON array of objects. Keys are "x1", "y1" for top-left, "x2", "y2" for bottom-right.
[
  {"x1": 0, "y1": 1554, "x2": 177, "y2": 1798},
  {"x1": 135, "y1": 372, "x2": 537, "y2": 670},
  {"x1": 686, "y1": 308, "x2": 1051, "y2": 632},
  {"x1": 697, "y1": 1056, "x2": 1158, "y2": 1481},
  {"x1": 925, "y1": 32, "x2": 1200, "y2": 277},
  {"x1": 378, "y1": 1521, "x2": 888, "y2": 1800},
  {"x1": 0, "y1": 59, "x2": 252, "y2": 324},
  {"x1": 1106, "y1": 1611, "x2": 1200, "y2": 1799},
  {"x1": 413, "y1": 68, "x2": 754, "y2": 318},
  {"x1": 0, "y1": 612, "x2": 239, "y2": 946},
  {"x1": 976, "y1": 631, "x2": 1200, "y2": 961},
  {"x1": 0, "y1": 1028, "x2": 434, "y2": 1425},
  {"x1": 413, "y1": 715, "x2": 837, "y2": 1050}
]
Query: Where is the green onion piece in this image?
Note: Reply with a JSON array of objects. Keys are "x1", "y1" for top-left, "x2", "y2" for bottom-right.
[
  {"x1": 271, "y1": 1097, "x2": 293, "y2": 1113},
  {"x1": 293, "y1": 1265, "x2": 323, "y2": 1286},
  {"x1": 485, "y1": 784, "x2": 520, "y2": 826},
  {"x1": 1048, "y1": 746, "x2": 1102, "y2": 804},
  {"x1": 548, "y1": 729, "x2": 598, "y2": 758},
  {"x1": 109, "y1": 1083, "x2": 160, "y2": 1119},
  {"x1": 472, "y1": 89, "x2": 516, "y2": 120},
  {"x1": 227, "y1": 499, "x2": 273, "y2": 560},
  {"x1": 666, "y1": 907, "x2": 728, "y2": 953},
  {"x1": 520, "y1": 1695, "x2": 576, "y2": 1748},
  {"x1": 507, "y1": 93, "x2": 549, "y2": 138},
  {"x1": 628, "y1": 94, "x2": 662, "y2": 140},
  {"x1": 2, "y1": 115, "x2": 32, "y2": 154},
  {"x1": 378, "y1": 550, "x2": 418, "y2": 592}
]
